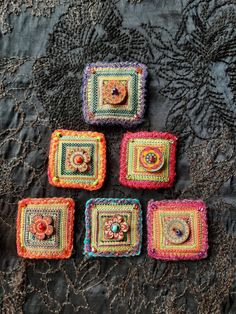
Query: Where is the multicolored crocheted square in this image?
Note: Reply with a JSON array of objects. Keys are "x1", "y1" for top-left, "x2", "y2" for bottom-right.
[
  {"x1": 147, "y1": 200, "x2": 208, "y2": 261},
  {"x1": 84, "y1": 198, "x2": 142, "y2": 257},
  {"x1": 48, "y1": 130, "x2": 106, "y2": 190},
  {"x1": 82, "y1": 62, "x2": 147, "y2": 126},
  {"x1": 119, "y1": 131, "x2": 177, "y2": 189},
  {"x1": 16, "y1": 198, "x2": 75, "y2": 259}
]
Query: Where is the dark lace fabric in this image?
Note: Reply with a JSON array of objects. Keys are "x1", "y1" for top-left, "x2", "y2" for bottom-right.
[{"x1": 0, "y1": 0, "x2": 236, "y2": 313}]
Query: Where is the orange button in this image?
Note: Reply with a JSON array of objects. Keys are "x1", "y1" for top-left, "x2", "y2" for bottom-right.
[{"x1": 102, "y1": 80, "x2": 127, "y2": 105}]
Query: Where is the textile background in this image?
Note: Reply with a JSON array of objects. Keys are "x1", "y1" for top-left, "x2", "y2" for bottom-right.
[{"x1": 0, "y1": 0, "x2": 236, "y2": 313}]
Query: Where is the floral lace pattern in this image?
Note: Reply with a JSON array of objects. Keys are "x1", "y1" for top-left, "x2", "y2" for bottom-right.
[
  {"x1": 156, "y1": 0, "x2": 236, "y2": 144},
  {"x1": 0, "y1": 0, "x2": 69, "y2": 34},
  {"x1": 0, "y1": 0, "x2": 235, "y2": 313}
]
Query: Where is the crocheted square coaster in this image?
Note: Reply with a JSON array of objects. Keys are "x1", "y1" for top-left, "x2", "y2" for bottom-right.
[
  {"x1": 48, "y1": 130, "x2": 106, "y2": 190},
  {"x1": 119, "y1": 131, "x2": 177, "y2": 189},
  {"x1": 16, "y1": 198, "x2": 75, "y2": 259},
  {"x1": 147, "y1": 200, "x2": 208, "y2": 261},
  {"x1": 82, "y1": 62, "x2": 147, "y2": 126},
  {"x1": 84, "y1": 198, "x2": 142, "y2": 257}
]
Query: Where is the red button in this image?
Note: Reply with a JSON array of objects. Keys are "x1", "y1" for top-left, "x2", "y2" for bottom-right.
[
  {"x1": 74, "y1": 155, "x2": 84, "y2": 164},
  {"x1": 37, "y1": 222, "x2": 47, "y2": 232}
]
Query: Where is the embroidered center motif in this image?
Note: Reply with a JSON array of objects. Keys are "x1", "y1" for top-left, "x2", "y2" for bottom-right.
[
  {"x1": 127, "y1": 138, "x2": 170, "y2": 181},
  {"x1": 29, "y1": 215, "x2": 54, "y2": 240},
  {"x1": 66, "y1": 148, "x2": 91, "y2": 173},
  {"x1": 104, "y1": 215, "x2": 129, "y2": 241},
  {"x1": 140, "y1": 146, "x2": 164, "y2": 172}
]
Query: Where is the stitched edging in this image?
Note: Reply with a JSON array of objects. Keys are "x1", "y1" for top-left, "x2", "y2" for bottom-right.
[
  {"x1": 119, "y1": 131, "x2": 177, "y2": 189},
  {"x1": 16, "y1": 198, "x2": 75, "y2": 259},
  {"x1": 48, "y1": 129, "x2": 106, "y2": 190},
  {"x1": 83, "y1": 198, "x2": 142, "y2": 257},
  {"x1": 147, "y1": 199, "x2": 208, "y2": 261},
  {"x1": 82, "y1": 62, "x2": 147, "y2": 126}
]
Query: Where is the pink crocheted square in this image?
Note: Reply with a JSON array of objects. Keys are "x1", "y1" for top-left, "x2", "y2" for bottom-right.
[
  {"x1": 147, "y1": 200, "x2": 208, "y2": 261},
  {"x1": 119, "y1": 131, "x2": 177, "y2": 189}
]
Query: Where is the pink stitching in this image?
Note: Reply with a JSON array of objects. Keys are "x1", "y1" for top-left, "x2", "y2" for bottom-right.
[{"x1": 147, "y1": 199, "x2": 208, "y2": 261}]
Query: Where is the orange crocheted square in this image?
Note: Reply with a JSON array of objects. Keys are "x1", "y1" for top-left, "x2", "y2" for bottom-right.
[
  {"x1": 16, "y1": 198, "x2": 75, "y2": 259},
  {"x1": 48, "y1": 130, "x2": 106, "y2": 190}
]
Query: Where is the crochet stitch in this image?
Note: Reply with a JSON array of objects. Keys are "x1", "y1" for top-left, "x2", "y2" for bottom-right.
[
  {"x1": 82, "y1": 62, "x2": 147, "y2": 126},
  {"x1": 16, "y1": 198, "x2": 75, "y2": 259},
  {"x1": 147, "y1": 199, "x2": 208, "y2": 261},
  {"x1": 119, "y1": 131, "x2": 177, "y2": 189},
  {"x1": 84, "y1": 198, "x2": 142, "y2": 258},
  {"x1": 48, "y1": 129, "x2": 106, "y2": 190}
]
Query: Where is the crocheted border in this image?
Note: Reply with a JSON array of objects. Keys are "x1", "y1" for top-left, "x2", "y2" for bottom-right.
[
  {"x1": 119, "y1": 131, "x2": 177, "y2": 189},
  {"x1": 48, "y1": 129, "x2": 106, "y2": 190},
  {"x1": 147, "y1": 199, "x2": 208, "y2": 261},
  {"x1": 82, "y1": 62, "x2": 147, "y2": 126},
  {"x1": 83, "y1": 198, "x2": 142, "y2": 257},
  {"x1": 16, "y1": 198, "x2": 75, "y2": 259}
]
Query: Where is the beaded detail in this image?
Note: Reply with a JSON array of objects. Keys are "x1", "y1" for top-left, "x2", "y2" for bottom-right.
[
  {"x1": 48, "y1": 129, "x2": 106, "y2": 190},
  {"x1": 83, "y1": 198, "x2": 142, "y2": 257},
  {"x1": 147, "y1": 200, "x2": 208, "y2": 260},
  {"x1": 16, "y1": 198, "x2": 75, "y2": 259},
  {"x1": 82, "y1": 62, "x2": 147, "y2": 126},
  {"x1": 119, "y1": 131, "x2": 177, "y2": 189}
]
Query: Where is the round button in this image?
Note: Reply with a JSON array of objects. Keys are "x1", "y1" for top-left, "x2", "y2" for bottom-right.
[
  {"x1": 102, "y1": 80, "x2": 127, "y2": 105},
  {"x1": 74, "y1": 155, "x2": 84, "y2": 165},
  {"x1": 36, "y1": 222, "x2": 47, "y2": 232},
  {"x1": 111, "y1": 223, "x2": 120, "y2": 233},
  {"x1": 140, "y1": 147, "x2": 164, "y2": 172},
  {"x1": 164, "y1": 218, "x2": 190, "y2": 244}
]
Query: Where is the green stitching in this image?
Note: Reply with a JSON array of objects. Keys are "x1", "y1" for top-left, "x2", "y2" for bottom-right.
[{"x1": 91, "y1": 71, "x2": 139, "y2": 116}]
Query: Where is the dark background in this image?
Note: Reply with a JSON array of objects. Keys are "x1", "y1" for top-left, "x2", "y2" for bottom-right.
[{"x1": 0, "y1": 0, "x2": 236, "y2": 313}]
